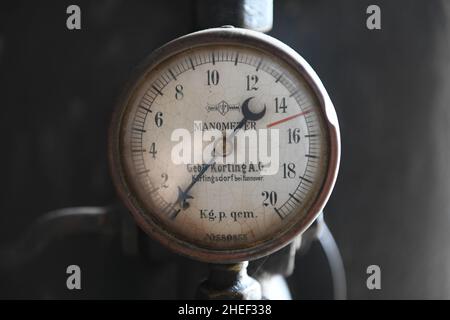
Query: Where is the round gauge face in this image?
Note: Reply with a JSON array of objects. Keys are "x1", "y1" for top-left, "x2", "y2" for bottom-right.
[{"x1": 110, "y1": 28, "x2": 340, "y2": 263}]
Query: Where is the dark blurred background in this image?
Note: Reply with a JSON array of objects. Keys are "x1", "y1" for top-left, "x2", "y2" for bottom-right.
[{"x1": 0, "y1": 0, "x2": 449, "y2": 299}]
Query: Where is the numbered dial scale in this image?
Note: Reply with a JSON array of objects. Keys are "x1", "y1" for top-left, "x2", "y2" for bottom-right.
[{"x1": 109, "y1": 28, "x2": 340, "y2": 263}]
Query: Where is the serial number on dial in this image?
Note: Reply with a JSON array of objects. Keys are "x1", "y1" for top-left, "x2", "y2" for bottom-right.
[{"x1": 205, "y1": 233, "x2": 248, "y2": 242}]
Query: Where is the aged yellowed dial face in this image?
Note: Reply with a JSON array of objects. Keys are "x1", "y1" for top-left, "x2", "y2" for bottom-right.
[{"x1": 110, "y1": 28, "x2": 339, "y2": 262}]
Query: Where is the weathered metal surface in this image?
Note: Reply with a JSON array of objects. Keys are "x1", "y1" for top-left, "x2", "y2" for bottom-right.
[
  {"x1": 195, "y1": 0, "x2": 273, "y2": 32},
  {"x1": 196, "y1": 262, "x2": 262, "y2": 299}
]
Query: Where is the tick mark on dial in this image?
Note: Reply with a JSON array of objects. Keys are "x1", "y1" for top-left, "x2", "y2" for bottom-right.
[
  {"x1": 132, "y1": 127, "x2": 146, "y2": 133},
  {"x1": 168, "y1": 69, "x2": 177, "y2": 81},
  {"x1": 162, "y1": 202, "x2": 180, "y2": 220},
  {"x1": 300, "y1": 176, "x2": 313, "y2": 184},
  {"x1": 139, "y1": 105, "x2": 152, "y2": 113},
  {"x1": 188, "y1": 57, "x2": 195, "y2": 70},
  {"x1": 305, "y1": 154, "x2": 318, "y2": 159},
  {"x1": 289, "y1": 193, "x2": 301, "y2": 203},
  {"x1": 152, "y1": 85, "x2": 163, "y2": 96},
  {"x1": 148, "y1": 186, "x2": 159, "y2": 194},
  {"x1": 169, "y1": 209, "x2": 181, "y2": 220},
  {"x1": 256, "y1": 59, "x2": 263, "y2": 71},
  {"x1": 275, "y1": 73, "x2": 283, "y2": 83},
  {"x1": 234, "y1": 52, "x2": 239, "y2": 65},
  {"x1": 289, "y1": 90, "x2": 299, "y2": 97},
  {"x1": 274, "y1": 208, "x2": 285, "y2": 220}
]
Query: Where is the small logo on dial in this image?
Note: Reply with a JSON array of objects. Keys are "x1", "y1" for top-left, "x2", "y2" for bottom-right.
[{"x1": 206, "y1": 100, "x2": 240, "y2": 116}]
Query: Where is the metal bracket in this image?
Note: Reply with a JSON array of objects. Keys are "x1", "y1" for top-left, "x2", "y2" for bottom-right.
[{"x1": 195, "y1": 0, "x2": 273, "y2": 32}]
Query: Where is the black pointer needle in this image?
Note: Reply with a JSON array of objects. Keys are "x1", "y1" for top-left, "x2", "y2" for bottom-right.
[{"x1": 176, "y1": 96, "x2": 266, "y2": 211}]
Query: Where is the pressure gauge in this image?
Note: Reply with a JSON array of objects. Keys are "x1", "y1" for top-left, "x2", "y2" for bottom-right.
[{"x1": 109, "y1": 27, "x2": 340, "y2": 263}]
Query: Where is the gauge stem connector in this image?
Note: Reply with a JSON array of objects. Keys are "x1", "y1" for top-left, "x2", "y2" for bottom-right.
[{"x1": 196, "y1": 262, "x2": 262, "y2": 300}]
